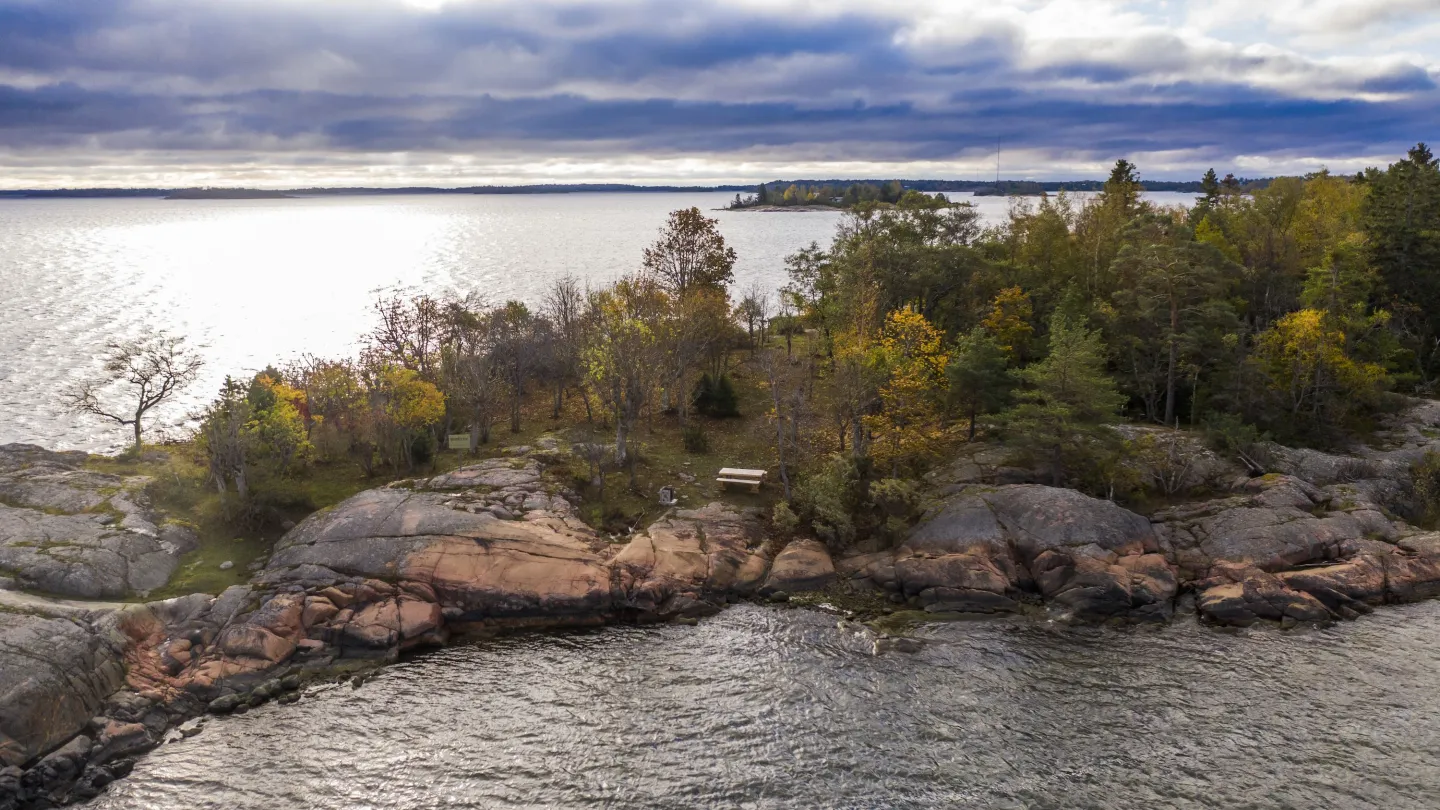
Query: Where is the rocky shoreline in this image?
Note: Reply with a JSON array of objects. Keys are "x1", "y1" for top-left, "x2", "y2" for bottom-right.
[{"x1": 7, "y1": 402, "x2": 1440, "y2": 807}]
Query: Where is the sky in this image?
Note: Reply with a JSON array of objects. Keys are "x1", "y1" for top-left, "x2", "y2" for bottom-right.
[{"x1": 0, "y1": 0, "x2": 1436, "y2": 188}]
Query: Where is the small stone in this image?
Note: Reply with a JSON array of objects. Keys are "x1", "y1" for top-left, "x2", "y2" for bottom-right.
[
  {"x1": 766, "y1": 591, "x2": 790, "y2": 603},
  {"x1": 206, "y1": 694, "x2": 243, "y2": 714},
  {"x1": 675, "y1": 617, "x2": 699, "y2": 626},
  {"x1": 219, "y1": 560, "x2": 234, "y2": 571}
]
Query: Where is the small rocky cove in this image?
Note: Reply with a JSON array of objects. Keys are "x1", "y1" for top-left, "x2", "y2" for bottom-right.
[{"x1": 8, "y1": 403, "x2": 1440, "y2": 808}]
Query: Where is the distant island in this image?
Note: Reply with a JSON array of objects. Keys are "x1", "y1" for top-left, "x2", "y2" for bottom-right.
[
  {"x1": 165, "y1": 188, "x2": 295, "y2": 200},
  {"x1": 0, "y1": 176, "x2": 1276, "y2": 200}
]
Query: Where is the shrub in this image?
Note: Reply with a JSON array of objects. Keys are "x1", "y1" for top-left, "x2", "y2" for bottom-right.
[
  {"x1": 1411, "y1": 451, "x2": 1440, "y2": 527},
  {"x1": 710, "y1": 374, "x2": 740, "y2": 417},
  {"x1": 794, "y1": 455, "x2": 859, "y2": 550},
  {"x1": 410, "y1": 432, "x2": 436, "y2": 467},
  {"x1": 692, "y1": 374, "x2": 715, "y2": 415},
  {"x1": 771, "y1": 501, "x2": 800, "y2": 540},
  {"x1": 1203, "y1": 411, "x2": 1272, "y2": 475},
  {"x1": 682, "y1": 424, "x2": 710, "y2": 454},
  {"x1": 869, "y1": 477, "x2": 922, "y2": 520}
]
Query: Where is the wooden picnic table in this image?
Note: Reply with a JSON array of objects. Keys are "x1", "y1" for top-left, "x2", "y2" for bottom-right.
[{"x1": 717, "y1": 468, "x2": 766, "y2": 492}]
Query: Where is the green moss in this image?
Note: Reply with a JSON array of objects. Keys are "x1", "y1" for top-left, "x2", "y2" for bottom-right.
[{"x1": 149, "y1": 533, "x2": 272, "y2": 600}]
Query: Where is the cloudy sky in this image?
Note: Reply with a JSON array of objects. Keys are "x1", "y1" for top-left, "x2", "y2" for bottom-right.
[{"x1": 0, "y1": 0, "x2": 1436, "y2": 188}]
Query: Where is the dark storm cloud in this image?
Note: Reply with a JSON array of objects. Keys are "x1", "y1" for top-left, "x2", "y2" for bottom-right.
[{"x1": 0, "y1": 0, "x2": 1435, "y2": 177}]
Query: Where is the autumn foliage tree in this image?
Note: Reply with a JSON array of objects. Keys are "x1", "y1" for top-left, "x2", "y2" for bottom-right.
[{"x1": 866, "y1": 307, "x2": 951, "y2": 471}]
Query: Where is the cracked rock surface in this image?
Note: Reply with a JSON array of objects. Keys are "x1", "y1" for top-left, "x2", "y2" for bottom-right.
[{"x1": 0, "y1": 445, "x2": 196, "y2": 599}]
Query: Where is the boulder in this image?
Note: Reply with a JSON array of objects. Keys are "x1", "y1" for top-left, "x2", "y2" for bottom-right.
[
  {"x1": 427, "y1": 459, "x2": 542, "y2": 490},
  {"x1": 265, "y1": 487, "x2": 613, "y2": 625},
  {"x1": 614, "y1": 503, "x2": 769, "y2": 617},
  {"x1": 760, "y1": 540, "x2": 836, "y2": 595},
  {"x1": 0, "y1": 612, "x2": 125, "y2": 768},
  {"x1": 1195, "y1": 567, "x2": 1333, "y2": 626},
  {"x1": 872, "y1": 485, "x2": 1177, "y2": 620},
  {"x1": 1154, "y1": 475, "x2": 1389, "y2": 579}
]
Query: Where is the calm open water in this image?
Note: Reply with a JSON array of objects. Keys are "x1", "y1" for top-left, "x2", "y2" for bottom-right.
[
  {"x1": 87, "y1": 602, "x2": 1440, "y2": 810},
  {"x1": 0, "y1": 190, "x2": 1197, "y2": 452}
]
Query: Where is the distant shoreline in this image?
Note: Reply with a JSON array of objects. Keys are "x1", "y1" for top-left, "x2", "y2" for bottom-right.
[
  {"x1": 0, "y1": 178, "x2": 1236, "y2": 200},
  {"x1": 164, "y1": 189, "x2": 295, "y2": 200},
  {"x1": 725, "y1": 204, "x2": 844, "y2": 212}
]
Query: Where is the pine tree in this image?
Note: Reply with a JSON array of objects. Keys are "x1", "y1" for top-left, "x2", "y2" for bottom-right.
[
  {"x1": 946, "y1": 328, "x2": 1015, "y2": 441},
  {"x1": 1363, "y1": 143, "x2": 1440, "y2": 386},
  {"x1": 1001, "y1": 312, "x2": 1124, "y2": 486}
]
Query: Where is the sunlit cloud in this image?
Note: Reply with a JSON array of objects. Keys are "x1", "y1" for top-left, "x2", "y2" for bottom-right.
[{"x1": 0, "y1": 0, "x2": 1434, "y2": 187}]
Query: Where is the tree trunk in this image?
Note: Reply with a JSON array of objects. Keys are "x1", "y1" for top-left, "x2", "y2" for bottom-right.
[
  {"x1": 131, "y1": 417, "x2": 143, "y2": 456},
  {"x1": 1164, "y1": 297, "x2": 1179, "y2": 425},
  {"x1": 968, "y1": 400, "x2": 978, "y2": 441},
  {"x1": 552, "y1": 383, "x2": 563, "y2": 419},
  {"x1": 469, "y1": 422, "x2": 481, "y2": 455},
  {"x1": 615, "y1": 414, "x2": 628, "y2": 466},
  {"x1": 510, "y1": 389, "x2": 522, "y2": 433}
]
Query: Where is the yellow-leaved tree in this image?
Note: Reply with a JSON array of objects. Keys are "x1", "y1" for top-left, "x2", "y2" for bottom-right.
[
  {"x1": 1251, "y1": 308, "x2": 1388, "y2": 432},
  {"x1": 246, "y1": 373, "x2": 311, "y2": 475},
  {"x1": 865, "y1": 307, "x2": 951, "y2": 471},
  {"x1": 370, "y1": 365, "x2": 445, "y2": 470},
  {"x1": 980, "y1": 286, "x2": 1034, "y2": 359}
]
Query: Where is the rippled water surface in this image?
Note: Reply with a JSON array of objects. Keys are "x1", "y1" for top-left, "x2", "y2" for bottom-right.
[
  {"x1": 0, "y1": 191, "x2": 1199, "y2": 452},
  {"x1": 88, "y1": 603, "x2": 1440, "y2": 809}
]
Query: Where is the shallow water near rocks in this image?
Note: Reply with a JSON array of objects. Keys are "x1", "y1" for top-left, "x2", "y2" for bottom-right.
[{"x1": 88, "y1": 602, "x2": 1440, "y2": 809}]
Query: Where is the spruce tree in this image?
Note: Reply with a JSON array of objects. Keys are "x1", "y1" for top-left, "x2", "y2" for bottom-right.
[{"x1": 1001, "y1": 313, "x2": 1124, "y2": 486}]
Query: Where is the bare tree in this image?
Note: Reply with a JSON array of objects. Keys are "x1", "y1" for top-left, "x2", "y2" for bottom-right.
[
  {"x1": 543, "y1": 274, "x2": 587, "y2": 419},
  {"x1": 775, "y1": 294, "x2": 797, "y2": 357},
  {"x1": 736, "y1": 282, "x2": 771, "y2": 350},
  {"x1": 757, "y1": 348, "x2": 796, "y2": 500},
  {"x1": 369, "y1": 288, "x2": 444, "y2": 383},
  {"x1": 491, "y1": 300, "x2": 551, "y2": 433},
  {"x1": 441, "y1": 302, "x2": 506, "y2": 452},
  {"x1": 64, "y1": 333, "x2": 204, "y2": 454}
]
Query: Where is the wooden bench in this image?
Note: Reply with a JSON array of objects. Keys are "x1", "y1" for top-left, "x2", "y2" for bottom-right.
[{"x1": 717, "y1": 467, "x2": 766, "y2": 493}]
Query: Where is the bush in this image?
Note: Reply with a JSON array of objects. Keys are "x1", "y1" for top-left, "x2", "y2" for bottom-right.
[
  {"x1": 869, "y1": 477, "x2": 922, "y2": 520},
  {"x1": 1411, "y1": 451, "x2": 1440, "y2": 527},
  {"x1": 693, "y1": 373, "x2": 740, "y2": 417},
  {"x1": 794, "y1": 455, "x2": 859, "y2": 550},
  {"x1": 771, "y1": 501, "x2": 800, "y2": 540},
  {"x1": 682, "y1": 424, "x2": 710, "y2": 454},
  {"x1": 410, "y1": 432, "x2": 436, "y2": 466},
  {"x1": 1203, "y1": 411, "x2": 1272, "y2": 474},
  {"x1": 692, "y1": 374, "x2": 715, "y2": 415},
  {"x1": 710, "y1": 375, "x2": 740, "y2": 417}
]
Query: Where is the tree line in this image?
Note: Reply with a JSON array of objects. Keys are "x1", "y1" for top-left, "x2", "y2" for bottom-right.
[
  {"x1": 765, "y1": 146, "x2": 1440, "y2": 543},
  {"x1": 63, "y1": 144, "x2": 1440, "y2": 546},
  {"x1": 729, "y1": 181, "x2": 914, "y2": 209}
]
